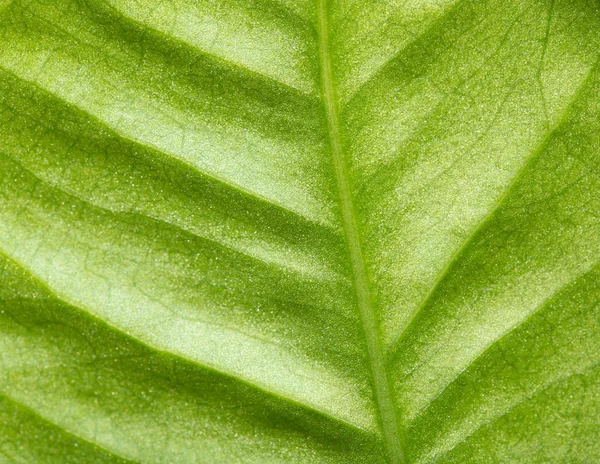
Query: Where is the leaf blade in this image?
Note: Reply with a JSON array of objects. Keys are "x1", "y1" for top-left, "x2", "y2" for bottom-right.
[{"x1": 0, "y1": 0, "x2": 598, "y2": 462}]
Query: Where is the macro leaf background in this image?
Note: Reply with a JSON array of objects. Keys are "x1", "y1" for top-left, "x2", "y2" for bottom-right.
[{"x1": 0, "y1": 0, "x2": 599, "y2": 462}]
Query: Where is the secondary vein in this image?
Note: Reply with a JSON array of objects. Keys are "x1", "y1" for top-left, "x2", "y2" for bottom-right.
[{"x1": 316, "y1": 2, "x2": 405, "y2": 462}]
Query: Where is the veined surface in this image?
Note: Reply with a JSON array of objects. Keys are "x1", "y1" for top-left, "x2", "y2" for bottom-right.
[{"x1": 0, "y1": 0, "x2": 598, "y2": 462}]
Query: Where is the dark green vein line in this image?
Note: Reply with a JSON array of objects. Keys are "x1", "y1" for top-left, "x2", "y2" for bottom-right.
[
  {"x1": 317, "y1": 1, "x2": 404, "y2": 462},
  {"x1": 359, "y1": 3, "x2": 532, "y2": 190},
  {"x1": 0, "y1": 66, "x2": 334, "y2": 232},
  {"x1": 1, "y1": 151, "x2": 333, "y2": 283},
  {"x1": 536, "y1": 0, "x2": 555, "y2": 127},
  {"x1": 431, "y1": 359, "x2": 600, "y2": 463},
  {"x1": 0, "y1": 391, "x2": 140, "y2": 463},
  {"x1": 341, "y1": 0, "x2": 468, "y2": 107},
  {"x1": 387, "y1": 55, "x2": 600, "y2": 359},
  {"x1": 94, "y1": 0, "x2": 315, "y2": 66},
  {"x1": 0, "y1": 248, "x2": 370, "y2": 437},
  {"x1": 22, "y1": 0, "x2": 315, "y2": 99},
  {"x1": 411, "y1": 262, "x2": 599, "y2": 423}
]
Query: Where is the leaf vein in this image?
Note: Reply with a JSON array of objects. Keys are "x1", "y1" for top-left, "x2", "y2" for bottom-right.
[
  {"x1": 430, "y1": 360, "x2": 600, "y2": 463},
  {"x1": 0, "y1": 65, "x2": 334, "y2": 231},
  {"x1": 318, "y1": 1, "x2": 404, "y2": 462},
  {"x1": 0, "y1": 248, "x2": 370, "y2": 436},
  {"x1": 0, "y1": 391, "x2": 140, "y2": 463},
  {"x1": 387, "y1": 56, "x2": 600, "y2": 358},
  {"x1": 410, "y1": 262, "x2": 599, "y2": 424}
]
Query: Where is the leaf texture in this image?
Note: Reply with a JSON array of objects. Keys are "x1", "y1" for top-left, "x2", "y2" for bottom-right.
[{"x1": 0, "y1": 0, "x2": 598, "y2": 462}]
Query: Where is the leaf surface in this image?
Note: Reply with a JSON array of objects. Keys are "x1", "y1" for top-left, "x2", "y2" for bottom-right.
[{"x1": 0, "y1": 0, "x2": 598, "y2": 462}]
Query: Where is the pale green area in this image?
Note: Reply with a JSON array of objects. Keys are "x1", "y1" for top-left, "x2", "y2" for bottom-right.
[{"x1": 0, "y1": 0, "x2": 598, "y2": 462}]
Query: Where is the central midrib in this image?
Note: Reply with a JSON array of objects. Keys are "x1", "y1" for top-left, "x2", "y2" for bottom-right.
[{"x1": 316, "y1": 2, "x2": 405, "y2": 463}]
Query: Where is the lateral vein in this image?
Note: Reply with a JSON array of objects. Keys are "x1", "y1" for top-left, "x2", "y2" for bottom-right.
[{"x1": 316, "y1": 2, "x2": 404, "y2": 463}]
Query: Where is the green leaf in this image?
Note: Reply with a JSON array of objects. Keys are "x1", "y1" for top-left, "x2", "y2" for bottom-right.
[{"x1": 0, "y1": 0, "x2": 598, "y2": 462}]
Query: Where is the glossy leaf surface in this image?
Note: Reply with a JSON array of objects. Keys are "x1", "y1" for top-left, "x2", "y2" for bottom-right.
[{"x1": 0, "y1": 0, "x2": 598, "y2": 462}]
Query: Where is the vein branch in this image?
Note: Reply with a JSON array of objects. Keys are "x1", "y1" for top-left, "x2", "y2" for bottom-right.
[{"x1": 317, "y1": 2, "x2": 404, "y2": 462}]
